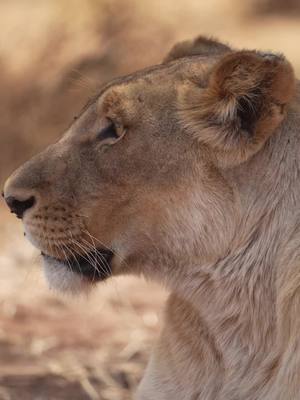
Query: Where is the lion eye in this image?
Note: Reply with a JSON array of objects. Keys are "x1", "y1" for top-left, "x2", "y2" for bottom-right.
[{"x1": 97, "y1": 122, "x2": 119, "y2": 141}]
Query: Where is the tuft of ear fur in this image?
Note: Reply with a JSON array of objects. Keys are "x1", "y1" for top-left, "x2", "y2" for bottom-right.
[
  {"x1": 179, "y1": 50, "x2": 296, "y2": 165},
  {"x1": 164, "y1": 36, "x2": 231, "y2": 63}
]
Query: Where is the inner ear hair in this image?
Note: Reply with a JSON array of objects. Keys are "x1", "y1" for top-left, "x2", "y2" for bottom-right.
[
  {"x1": 179, "y1": 50, "x2": 296, "y2": 166},
  {"x1": 164, "y1": 35, "x2": 232, "y2": 63}
]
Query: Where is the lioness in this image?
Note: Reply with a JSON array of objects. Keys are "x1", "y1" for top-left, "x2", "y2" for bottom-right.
[{"x1": 3, "y1": 36, "x2": 300, "y2": 399}]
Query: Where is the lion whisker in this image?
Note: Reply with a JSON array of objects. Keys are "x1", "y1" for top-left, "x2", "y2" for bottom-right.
[
  {"x1": 81, "y1": 235, "x2": 112, "y2": 277},
  {"x1": 67, "y1": 233, "x2": 107, "y2": 279}
]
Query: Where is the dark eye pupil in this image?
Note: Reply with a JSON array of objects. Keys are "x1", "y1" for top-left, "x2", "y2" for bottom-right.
[{"x1": 97, "y1": 123, "x2": 118, "y2": 140}]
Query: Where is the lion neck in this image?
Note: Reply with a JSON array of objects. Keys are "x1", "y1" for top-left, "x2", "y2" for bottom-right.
[{"x1": 163, "y1": 97, "x2": 300, "y2": 397}]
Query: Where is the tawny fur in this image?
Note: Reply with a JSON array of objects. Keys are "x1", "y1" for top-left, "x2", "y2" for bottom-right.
[{"x1": 4, "y1": 36, "x2": 300, "y2": 399}]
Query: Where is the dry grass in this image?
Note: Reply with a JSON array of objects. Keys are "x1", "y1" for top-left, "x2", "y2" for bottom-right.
[{"x1": 1, "y1": 0, "x2": 300, "y2": 398}]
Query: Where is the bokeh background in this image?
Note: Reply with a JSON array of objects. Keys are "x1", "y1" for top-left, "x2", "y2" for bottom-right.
[{"x1": 1, "y1": 1, "x2": 300, "y2": 399}]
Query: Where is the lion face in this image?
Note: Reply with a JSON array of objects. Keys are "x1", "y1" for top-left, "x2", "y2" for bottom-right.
[{"x1": 3, "y1": 37, "x2": 295, "y2": 293}]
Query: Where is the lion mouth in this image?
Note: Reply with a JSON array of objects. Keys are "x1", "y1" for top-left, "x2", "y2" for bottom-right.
[{"x1": 41, "y1": 249, "x2": 113, "y2": 281}]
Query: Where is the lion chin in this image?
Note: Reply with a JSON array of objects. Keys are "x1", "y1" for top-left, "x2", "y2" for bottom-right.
[{"x1": 42, "y1": 256, "x2": 92, "y2": 294}]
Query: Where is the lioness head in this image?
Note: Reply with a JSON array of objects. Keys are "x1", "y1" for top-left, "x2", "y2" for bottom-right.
[{"x1": 2, "y1": 37, "x2": 296, "y2": 294}]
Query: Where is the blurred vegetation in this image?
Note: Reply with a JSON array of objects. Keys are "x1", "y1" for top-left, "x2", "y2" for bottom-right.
[{"x1": 251, "y1": 0, "x2": 300, "y2": 15}]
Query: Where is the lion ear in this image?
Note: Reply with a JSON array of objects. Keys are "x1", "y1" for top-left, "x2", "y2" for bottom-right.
[
  {"x1": 164, "y1": 36, "x2": 231, "y2": 63},
  {"x1": 179, "y1": 50, "x2": 296, "y2": 165}
]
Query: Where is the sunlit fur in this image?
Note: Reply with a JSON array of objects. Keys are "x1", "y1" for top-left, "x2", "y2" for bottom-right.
[{"x1": 4, "y1": 36, "x2": 300, "y2": 399}]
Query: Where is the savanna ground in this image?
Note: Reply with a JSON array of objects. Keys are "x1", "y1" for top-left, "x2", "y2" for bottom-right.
[{"x1": 1, "y1": 0, "x2": 300, "y2": 399}]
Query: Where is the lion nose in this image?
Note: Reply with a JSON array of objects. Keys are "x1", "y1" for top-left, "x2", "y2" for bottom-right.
[{"x1": 2, "y1": 192, "x2": 36, "y2": 219}]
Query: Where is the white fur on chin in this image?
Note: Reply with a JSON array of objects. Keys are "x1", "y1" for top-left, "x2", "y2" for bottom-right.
[{"x1": 42, "y1": 257, "x2": 91, "y2": 295}]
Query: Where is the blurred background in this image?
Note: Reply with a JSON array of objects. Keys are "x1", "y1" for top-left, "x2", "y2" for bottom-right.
[{"x1": 1, "y1": 0, "x2": 300, "y2": 399}]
